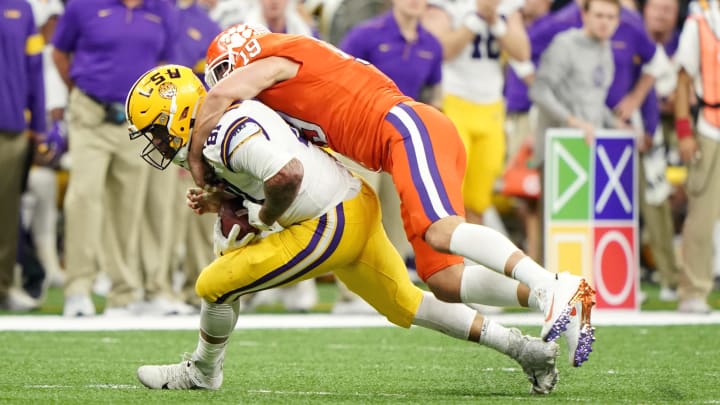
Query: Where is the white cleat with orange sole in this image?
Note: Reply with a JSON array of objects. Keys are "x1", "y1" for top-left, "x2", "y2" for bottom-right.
[{"x1": 534, "y1": 272, "x2": 596, "y2": 367}]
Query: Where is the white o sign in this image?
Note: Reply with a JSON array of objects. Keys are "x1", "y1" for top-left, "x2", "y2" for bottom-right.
[{"x1": 594, "y1": 230, "x2": 634, "y2": 306}]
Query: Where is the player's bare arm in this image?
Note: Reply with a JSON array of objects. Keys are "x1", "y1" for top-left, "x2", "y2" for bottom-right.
[
  {"x1": 674, "y1": 68, "x2": 698, "y2": 163},
  {"x1": 614, "y1": 72, "x2": 655, "y2": 121},
  {"x1": 189, "y1": 56, "x2": 300, "y2": 188},
  {"x1": 496, "y1": 11, "x2": 530, "y2": 61},
  {"x1": 51, "y1": 48, "x2": 73, "y2": 90},
  {"x1": 258, "y1": 158, "x2": 304, "y2": 226},
  {"x1": 422, "y1": 7, "x2": 476, "y2": 60},
  {"x1": 186, "y1": 187, "x2": 228, "y2": 215}
]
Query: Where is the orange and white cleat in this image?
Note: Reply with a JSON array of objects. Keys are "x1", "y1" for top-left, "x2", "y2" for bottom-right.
[{"x1": 534, "y1": 272, "x2": 596, "y2": 367}]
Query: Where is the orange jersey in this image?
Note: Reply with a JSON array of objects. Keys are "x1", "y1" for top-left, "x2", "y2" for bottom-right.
[{"x1": 242, "y1": 33, "x2": 412, "y2": 171}]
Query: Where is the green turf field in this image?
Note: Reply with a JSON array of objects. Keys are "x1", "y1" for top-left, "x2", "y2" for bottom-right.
[
  {"x1": 2, "y1": 283, "x2": 719, "y2": 403},
  {"x1": 1, "y1": 324, "x2": 719, "y2": 404}
]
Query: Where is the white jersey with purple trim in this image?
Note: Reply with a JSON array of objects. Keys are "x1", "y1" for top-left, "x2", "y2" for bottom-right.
[
  {"x1": 431, "y1": 0, "x2": 523, "y2": 103},
  {"x1": 202, "y1": 99, "x2": 361, "y2": 227}
]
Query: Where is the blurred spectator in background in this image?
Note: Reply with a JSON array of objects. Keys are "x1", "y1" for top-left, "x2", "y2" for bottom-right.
[
  {"x1": 246, "y1": 0, "x2": 316, "y2": 36},
  {"x1": 423, "y1": 0, "x2": 530, "y2": 227},
  {"x1": 52, "y1": 0, "x2": 177, "y2": 317},
  {"x1": 501, "y1": 0, "x2": 553, "y2": 260},
  {"x1": 0, "y1": 0, "x2": 45, "y2": 311},
  {"x1": 524, "y1": 0, "x2": 669, "y2": 262},
  {"x1": 641, "y1": 0, "x2": 682, "y2": 302},
  {"x1": 673, "y1": 0, "x2": 719, "y2": 314},
  {"x1": 201, "y1": 0, "x2": 254, "y2": 28},
  {"x1": 530, "y1": 0, "x2": 622, "y2": 153},
  {"x1": 20, "y1": 0, "x2": 67, "y2": 301}
]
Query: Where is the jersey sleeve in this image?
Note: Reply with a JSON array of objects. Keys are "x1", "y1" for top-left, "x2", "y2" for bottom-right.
[
  {"x1": 51, "y1": 0, "x2": 81, "y2": 53},
  {"x1": 675, "y1": 18, "x2": 699, "y2": 77},
  {"x1": 223, "y1": 117, "x2": 295, "y2": 181},
  {"x1": 339, "y1": 26, "x2": 370, "y2": 60}
]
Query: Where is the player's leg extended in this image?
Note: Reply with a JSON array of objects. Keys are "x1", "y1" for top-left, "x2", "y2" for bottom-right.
[
  {"x1": 333, "y1": 196, "x2": 559, "y2": 395},
  {"x1": 384, "y1": 102, "x2": 595, "y2": 364},
  {"x1": 137, "y1": 298, "x2": 239, "y2": 390}
]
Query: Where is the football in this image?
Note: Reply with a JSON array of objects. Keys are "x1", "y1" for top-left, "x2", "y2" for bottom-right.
[{"x1": 218, "y1": 198, "x2": 259, "y2": 240}]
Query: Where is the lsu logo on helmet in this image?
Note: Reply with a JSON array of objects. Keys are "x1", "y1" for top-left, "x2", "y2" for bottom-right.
[{"x1": 125, "y1": 64, "x2": 206, "y2": 170}]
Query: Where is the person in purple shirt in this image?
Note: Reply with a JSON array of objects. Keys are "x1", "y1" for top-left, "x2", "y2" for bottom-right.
[
  {"x1": 52, "y1": 0, "x2": 179, "y2": 318},
  {"x1": 523, "y1": 0, "x2": 668, "y2": 136},
  {"x1": 503, "y1": 0, "x2": 553, "y2": 262},
  {"x1": 0, "y1": 0, "x2": 45, "y2": 312},
  {"x1": 175, "y1": 0, "x2": 222, "y2": 82},
  {"x1": 340, "y1": 0, "x2": 443, "y2": 106}
]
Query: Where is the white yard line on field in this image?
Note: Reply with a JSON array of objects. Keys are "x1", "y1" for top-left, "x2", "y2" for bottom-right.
[{"x1": 1, "y1": 310, "x2": 719, "y2": 331}]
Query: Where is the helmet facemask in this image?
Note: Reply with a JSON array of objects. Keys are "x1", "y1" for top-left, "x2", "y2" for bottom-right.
[
  {"x1": 205, "y1": 55, "x2": 234, "y2": 88},
  {"x1": 128, "y1": 101, "x2": 191, "y2": 170},
  {"x1": 126, "y1": 65, "x2": 206, "y2": 170}
]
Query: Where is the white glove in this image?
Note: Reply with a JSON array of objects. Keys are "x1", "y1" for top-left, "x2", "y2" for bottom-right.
[
  {"x1": 242, "y1": 200, "x2": 283, "y2": 233},
  {"x1": 213, "y1": 217, "x2": 255, "y2": 257}
]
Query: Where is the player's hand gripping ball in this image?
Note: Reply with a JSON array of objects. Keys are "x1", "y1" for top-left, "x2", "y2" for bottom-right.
[
  {"x1": 213, "y1": 198, "x2": 259, "y2": 256},
  {"x1": 219, "y1": 198, "x2": 259, "y2": 239}
]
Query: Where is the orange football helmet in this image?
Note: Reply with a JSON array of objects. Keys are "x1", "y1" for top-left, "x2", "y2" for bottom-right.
[{"x1": 205, "y1": 23, "x2": 271, "y2": 87}]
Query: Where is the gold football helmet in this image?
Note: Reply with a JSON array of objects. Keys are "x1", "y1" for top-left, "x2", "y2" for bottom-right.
[{"x1": 125, "y1": 64, "x2": 206, "y2": 170}]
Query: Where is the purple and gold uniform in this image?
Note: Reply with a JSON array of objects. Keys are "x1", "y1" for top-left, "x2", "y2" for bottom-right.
[
  {"x1": 0, "y1": 0, "x2": 45, "y2": 305},
  {"x1": 191, "y1": 100, "x2": 424, "y2": 327},
  {"x1": 340, "y1": 10, "x2": 442, "y2": 101},
  {"x1": 0, "y1": 0, "x2": 44, "y2": 133}
]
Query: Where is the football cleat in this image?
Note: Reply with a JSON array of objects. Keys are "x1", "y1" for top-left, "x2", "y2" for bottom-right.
[
  {"x1": 564, "y1": 301, "x2": 596, "y2": 367},
  {"x1": 137, "y1": 355, "x2": 223, "y2": 390},
  {"x1": 534, "y1": 272, "x2": 596, "y2": 367},
  {"x1": 507, "y1": 328, "x2": 560, "y2": 395}
]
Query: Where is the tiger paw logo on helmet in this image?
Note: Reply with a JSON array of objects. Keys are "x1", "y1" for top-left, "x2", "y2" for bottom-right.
[
  {"x1": 205, "y1": 23, "x2": 271, "y2": 87},
  {"x1": 125, "y1": 65, "x2": 206, "y2": 170},
  {"x1": 216, "y1": 23, "x2": 270, "y2": 51}
]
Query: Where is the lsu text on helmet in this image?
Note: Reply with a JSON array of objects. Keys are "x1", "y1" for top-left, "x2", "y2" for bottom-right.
[
  {"x1": 205, "y1": 23, "x2": 271, "y2": 87},
  {"x1": 125, "y1": 64, "x2": 206, "y2": 170}
]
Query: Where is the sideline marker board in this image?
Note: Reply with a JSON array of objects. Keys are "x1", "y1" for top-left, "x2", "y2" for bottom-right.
[{"x1": 544, "y1": 129, "x2": 639, "y2": 310}]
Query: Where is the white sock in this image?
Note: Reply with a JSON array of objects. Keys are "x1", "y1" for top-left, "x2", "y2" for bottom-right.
[
  {"x1": 450, "y1": 223, "x2": 554, "y2": 290},
  {"x1": 511, "y1": 257, "x2": 554, "y2": 290},
  {"x1": 412, "y1": 291, "x2": 476, "y2": 340},
  {"x1": 460, "y1": 265, "x2": 521, "y2": 307},
  {"x1": 449, "y1": 223, "x2": 518, "y2": 272},
  {"x1": 527, "y1": 289, "x2": 541, "y2": 312},
  {"x1": 193, "y1": 299, "x2": 240, "y2": 376},
  {"x1": 478, "y1": 318, "x2": 511, "y2": 355}
]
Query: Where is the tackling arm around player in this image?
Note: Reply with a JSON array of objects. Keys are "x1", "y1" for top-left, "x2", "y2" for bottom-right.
[{"x1": 125, "y1": 65, "x2": 561, "y2": 394}]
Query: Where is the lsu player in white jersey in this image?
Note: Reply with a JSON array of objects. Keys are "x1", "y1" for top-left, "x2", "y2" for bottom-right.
[
  {"x1": 124, "y1": 65, "x2": 561, "y2": 393},
  {"x1": 423, "y1": 0, "x2": 530, "y2": 225}
]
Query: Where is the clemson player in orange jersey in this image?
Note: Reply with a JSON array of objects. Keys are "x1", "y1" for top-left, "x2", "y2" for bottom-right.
[{"x1": 190, "y1": 23, "x2": 596, "y2": 368}]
